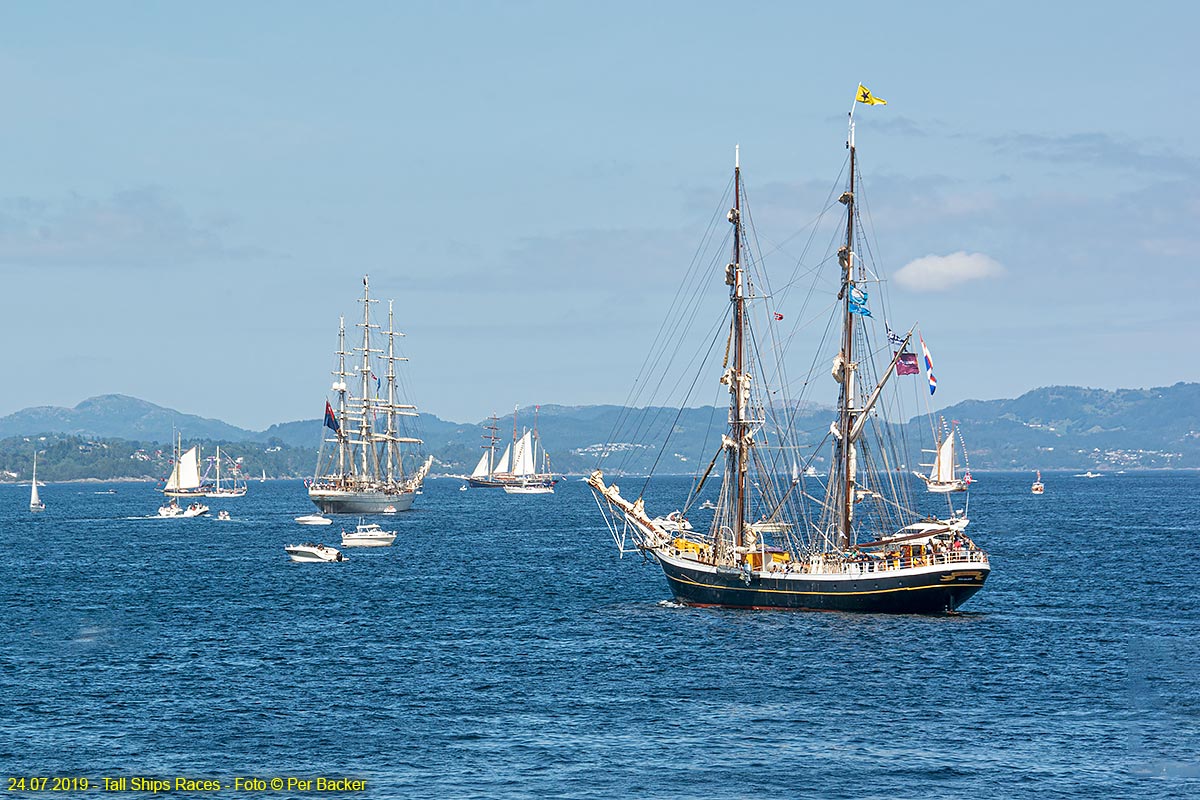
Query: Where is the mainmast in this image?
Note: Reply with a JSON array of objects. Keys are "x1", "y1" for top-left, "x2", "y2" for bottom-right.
[
  {"x1": 837, "y1": 122, "x2": 859, "y2": 548},
  {"x1": 357, "y1": 275, "x2": 381, "y2": 483},
  {"x1": 728, "y1": 145, "x2": 748, "y2": 549}
]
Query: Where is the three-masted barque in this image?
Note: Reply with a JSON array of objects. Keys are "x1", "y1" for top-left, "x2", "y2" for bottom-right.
[
  {"x1": 308, "y1": 276, "x2": 432, "y2": 513},
  {"x1": 590, "y1": 90, "x2": 990, "y2": 613}
]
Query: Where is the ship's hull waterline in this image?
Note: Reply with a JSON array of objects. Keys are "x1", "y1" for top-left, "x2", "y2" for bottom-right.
[
  {"x1": 308, "y1": 488, "x2": 415, "y2": 514},
  {"x1": 655, "y1": 554, "x2": 989, "y2": 614}
]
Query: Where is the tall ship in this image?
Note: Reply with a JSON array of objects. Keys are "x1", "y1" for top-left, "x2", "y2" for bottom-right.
[
  {"x1": 467, "y1": 406, "x2": 557, "y2": 492},
  {"x1": 589, "y1": 87, "x2": 990, "y2": 613},
  {"x1": 308, "y1": 276, "x2": 432, "y2": 514}
]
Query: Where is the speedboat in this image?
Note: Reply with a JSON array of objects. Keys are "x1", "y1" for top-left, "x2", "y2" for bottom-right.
[
  {"x1": 158, "y1": 500, "x2": 185, "y2": 517},
  {"x1": 651, "y1": 511, "x2": 693, "y2": 533},
  {"x1": 382, "y1": 505, "x2": 398, "y2": 514},
  {"x1": 183, "y1": 502, "x2": 210, "y2": 518},
  {"x1": 295, "y1": 513, "x2": 333, "y2": 526},
  {"x1": 341, "y1": 522, "x2": 397, "y2": 547},
  {"x1": 285, "y1": 543, "x2": 344, "y2": 562},
  {"x1": 459, "y1": 484, "x2": 468, "y2": 492},
  {"x1": 216, "y1": 510, "x2": 232, "y2": 521},
  {"x1": 699, "y1": 500, "x2": 717, "y2": 510}
]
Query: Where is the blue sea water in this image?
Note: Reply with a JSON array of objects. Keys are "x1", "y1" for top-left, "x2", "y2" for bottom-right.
[{"x1": 1, "y1": 472, "x2": 1197, "y2": 799}]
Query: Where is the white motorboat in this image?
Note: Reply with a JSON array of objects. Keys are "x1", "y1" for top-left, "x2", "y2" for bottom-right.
[
  {"x1": 216, "y1": 510, "x2": 232, "y2": 521},
  {"x1": 503, "y1": 481, "x2": 555, "y2": 494},
  {"x1": 382, "y1": 505, "x2": 398, "y2": 514},
  {"x1": 158, "y1": 499, "x2": 185, "y2": 517},
  {"x1": 459, "y1": 484, "x2": 468, "y2": 492},
  {"x1": 295, "y1": 513, "x2": 333, "y2": 526},
  {"x1": 651, "y1": 511, "x2": 693, "y2": 534},
  {"x1": 285, "y1": 543, "x2": 344, "y2": 562},
  {"x1": 183, "y1": 502, "x2": 210, "y2": 518},
  {"x1": 699, "y1": 500, "x2": 717, "y2": 510},
  {"x1": 340, "y1": 522, "x2": 397, "y2": 547}
]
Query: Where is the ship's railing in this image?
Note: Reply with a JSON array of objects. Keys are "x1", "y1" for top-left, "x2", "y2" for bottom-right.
[{"x1": 762, "y1": 548, "x2": 989, "y2": 577}]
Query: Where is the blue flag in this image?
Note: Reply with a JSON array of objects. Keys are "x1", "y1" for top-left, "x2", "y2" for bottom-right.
[
  {"x1": 324, "y1": 401, "x2": 340, "y2": 434},
  {"x1": 848, "y1": 285, "x2": 872, "y2": 316}
]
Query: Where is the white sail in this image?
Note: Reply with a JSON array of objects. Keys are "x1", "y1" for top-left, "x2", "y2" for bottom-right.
[
  {"x1": 470, "y1": 451, "x2": 491, "y2": 478},
  {"x1": 30, "y1": 452, "x2": 43, "y2": 510},
  {"x1": 166, "y1": 446, "x2": 203, "y2": 491},
  {"x1": 930, "y1": 435, "x2": 956, "y2": 482},
  {"x1": 511, "y1": 431, "x2": 536, "y2": 476},
  {"x1": 494, "y1": 443, "x2": 512, "y2": 473}
]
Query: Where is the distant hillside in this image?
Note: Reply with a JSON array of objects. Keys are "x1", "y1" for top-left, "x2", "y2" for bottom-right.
[
  {"x1": 927, "y1": 383, "x2": 1200, "y2": 470},
  {"x1": 1, "y1": 384, "x2": 1197, "y2": 477},
  {"x1": 0, "y1": 395, "x2": 255, "y2": 442}
]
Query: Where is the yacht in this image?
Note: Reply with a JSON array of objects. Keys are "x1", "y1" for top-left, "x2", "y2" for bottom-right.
[
  {"x1": 285, "y1": 543, "x2": 344, "y2": 563},
  {"x1": 340, "y1": 522, "x2": 397, "y2": 548}
]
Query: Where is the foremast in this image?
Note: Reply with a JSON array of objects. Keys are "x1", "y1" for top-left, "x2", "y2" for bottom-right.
[{"x1": 836, "y1": 121, "x2": 860, "y2": 549}]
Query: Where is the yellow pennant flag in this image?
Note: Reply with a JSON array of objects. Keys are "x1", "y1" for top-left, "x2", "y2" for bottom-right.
[{"x1": 856, "y1": 84, "x2": 887, "y2": 106}]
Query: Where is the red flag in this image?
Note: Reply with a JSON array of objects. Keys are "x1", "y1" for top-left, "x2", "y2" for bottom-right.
[{"x1": 773, "y1": 312, "x2": 784, "y2": 321}]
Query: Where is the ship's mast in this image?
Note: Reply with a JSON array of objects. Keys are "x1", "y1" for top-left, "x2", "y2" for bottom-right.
[
  {"x1": 334, "y1": 316, "x2": 349, "y2": 481},
  {"x1": 729, "y1": 145, "x2": 748, "y2": 549},
  {"x1": 385, "y1": 300, "x2": 397, "y2": 485},
  {"x1": 482, "y1": 414, "x2": 499, "y2": 476},
  {"x1": 838, "y1": 124, "x2": 859, "y2": 548},
  {"x1": 357, "y1": 275, "x2": 381, "y2": 483}
]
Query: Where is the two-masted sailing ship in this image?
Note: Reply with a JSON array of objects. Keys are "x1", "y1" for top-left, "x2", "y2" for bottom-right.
[
  {"x1": 590, "y1": 89, "x2": 990, "y2": 613},
  {"x1": 466, "y1": 407, "x2": 557, "y2": 493},
  {"x1": 161, "y1": 435, "x2": 208, "y2": 499},
  {"x1": 204, "y1": 446, "x2": 247, "y2": 498},
  {"x1": 914, "y1": 419, "x2": 972, "y2": 493},
  {"x1": 308, "y1": 276, "x2": 432, "y2": 514}
]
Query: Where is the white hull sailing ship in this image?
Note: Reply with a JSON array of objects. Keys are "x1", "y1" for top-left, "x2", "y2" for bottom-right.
[
  {"x1": 204, "y1": 446, "x2": 247, "y2": 498},
  {"x1": 467, "y1": 408, "x2": 557, "y2": 492},
  {"x1": 308, "y1": 277, "x2": 432, "y2": 514},
  {"x1": 914, "y1": 420, "x2": 972, "y2": 494},
  {"x1": 161, "y1": 436, "x2": 208, "y2": 499},
  {"x1": 590, "y1": 89, "x2": 990, "y2": 613}
]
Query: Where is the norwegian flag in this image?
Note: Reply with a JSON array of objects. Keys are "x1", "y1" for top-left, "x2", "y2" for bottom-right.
[{"x1": 920, "y1": 335, "x2": 937, "y2": 395}]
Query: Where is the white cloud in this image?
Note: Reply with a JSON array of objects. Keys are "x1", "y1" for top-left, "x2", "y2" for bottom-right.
[{"x1": 894, "y1": 251, "x2": 1005, "y2": 292}]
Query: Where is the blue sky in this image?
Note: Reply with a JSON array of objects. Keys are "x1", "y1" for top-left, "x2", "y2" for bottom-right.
[{"x1": 0, "y1": 2, "x2": 1195, "y2": 429}]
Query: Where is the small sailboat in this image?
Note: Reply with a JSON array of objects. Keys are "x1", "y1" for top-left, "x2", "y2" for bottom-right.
[
  {"x1": 1031, "y1": 471, "x2": 1045, "y2": 494},
  {"x1": 260, "y1": 468, "x2": 267, "y2": 483},
  {"x1": 589, "y1": 91, "x2": 990, "y2": 613},
  {"x1": 914, "y1": 420, "x2": 972, "y2": 494},
  {"x1": 29, "y1": 451, "x2": 45, "y2": 512},
  {"x1": 162, "y1": 435, "x2": 208, "y2": 499}
]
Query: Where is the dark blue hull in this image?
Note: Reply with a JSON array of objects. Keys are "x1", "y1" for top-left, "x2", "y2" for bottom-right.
[{"x1": 657, "y1": 556, "x2": 987, "y2": 614}]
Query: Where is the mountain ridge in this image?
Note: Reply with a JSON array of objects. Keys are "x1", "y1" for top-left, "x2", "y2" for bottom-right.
[{"x1": 1, "y1": 384, "x2": 1197, "y2": 472}]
